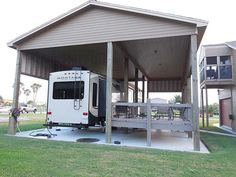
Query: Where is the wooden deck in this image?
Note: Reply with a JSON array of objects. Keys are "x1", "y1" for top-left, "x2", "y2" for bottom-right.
[{"x1": 112, "y1": 101, "x2": 193, "y2": 146}]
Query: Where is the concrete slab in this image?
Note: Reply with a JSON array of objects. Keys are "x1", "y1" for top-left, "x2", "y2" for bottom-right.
[{"x1": 16, "y1": 127, "x2": 209, "y2": 153}]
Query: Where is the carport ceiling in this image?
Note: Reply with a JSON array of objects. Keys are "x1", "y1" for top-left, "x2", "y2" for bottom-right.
[
  {"x1": 121, "y1": 35, "x2": 190, "y2": 80},
  {"x1": 26, "y1": 35, "x2": 189, "y2": 80}
]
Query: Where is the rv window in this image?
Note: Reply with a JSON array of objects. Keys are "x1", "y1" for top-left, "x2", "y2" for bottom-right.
[
  {"x1": 53, "y1": 81, "x2": 84, "y2": 99},
  {"x1": 92, "y1": 83, "x2": 97, "y2": 107}
]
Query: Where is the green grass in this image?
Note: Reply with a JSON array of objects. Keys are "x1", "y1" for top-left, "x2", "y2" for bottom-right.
[
  {"x1": 0, "y1": 113, "x2": 46, "y2": 122},
  {"x1": 199, "y1": 116, "x2": 233, "y2": 134},
  {"x1": 0, "y1": 119, "x2": 236, "y2": 177}
]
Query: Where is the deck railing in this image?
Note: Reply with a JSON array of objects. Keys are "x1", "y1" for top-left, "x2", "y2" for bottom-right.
[{"x1": 112, "y1": 101, "x2": 193, "y2": 146}]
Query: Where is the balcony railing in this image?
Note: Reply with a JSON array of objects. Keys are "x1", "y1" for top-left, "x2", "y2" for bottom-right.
[{"x1": 200, "y1": 65, "x2": 232, "y2": 83}]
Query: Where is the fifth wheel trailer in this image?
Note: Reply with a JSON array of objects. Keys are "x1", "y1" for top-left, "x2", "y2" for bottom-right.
[{"x1": 45, "y1": 69, "x2": 121, "y2": 128}]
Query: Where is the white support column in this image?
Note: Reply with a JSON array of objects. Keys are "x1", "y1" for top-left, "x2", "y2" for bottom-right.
[
  {"x1": 124, "y1": 57, "x2": 129, "y2": 102},
  {"x1": 191, "y1": 35, "x2": 200, "y2": 151},
  {"x1": 8, "y1": 50, "x2": 22, "y2": 135},
  {"x1": 135, "y1": 67, "x2": 138, "y2": 103},
  {"x1": 105, "y1": 42, "x2": 113, "y2": 143},
  {"x1": 205, "y1": 86, "x2": 209, "y2": 127},
  {"x1": 201, "y1": 88, "x2": 205, "y2": 128}
]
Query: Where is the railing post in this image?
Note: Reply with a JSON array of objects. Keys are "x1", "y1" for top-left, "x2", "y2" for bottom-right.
[
  {"x1": 147, "y1": 99, "x2": 152, "y2": 146},
  {"x1": 188, "y1": 104, "x2": 193, "y2": 138}
]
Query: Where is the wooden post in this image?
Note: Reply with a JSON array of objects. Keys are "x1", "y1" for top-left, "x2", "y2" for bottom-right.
[
  {"x1": 8, "y1": 50, "x2": 22, "y2": 135},
  {"x1": 146, "y1": 99, "x2": 152, "y2": 146},
  {"x1": 135, "y1": 67, "x2": 138, "y2": 103},
  {"x1": 124, "y1": 57, "x2": 129, "y2": 102},
  {"x1": 201, "y1": 88, "x2": 205, "y2": 128},
  {"x1": 191, "y1": 35, "x2": 200, "y2": 151},
  {"x1": 142, "y1": 75, "x2": 145, "y2": 103},
  {"x1": 105, "y1": 42, "x2": 113, "y2": 143},
  {"x1": 205, "y1": 86, "x2": 209, "y2": 127},
  {"x1": 147, "y1": 80, "x2": 149, "y2": 99}
]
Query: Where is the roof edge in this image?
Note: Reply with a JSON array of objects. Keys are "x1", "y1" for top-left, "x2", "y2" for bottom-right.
[
  {"x1": 201, "y1": 43, "x2": 227, "y2": 47},
  {"x1": 225, "y1": 41, "x2": 236, "y2": 50},
  {"x1": 7, "y1": 0, "x2": 92, "y2": 48},
  {"x1": 94, "y1": 0, "x2": 208, "y2": 27}
]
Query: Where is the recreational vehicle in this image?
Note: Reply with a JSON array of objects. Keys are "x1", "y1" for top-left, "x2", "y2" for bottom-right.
[{"x1": 45, "y1": 69, "x2": 121, "y2": 128}]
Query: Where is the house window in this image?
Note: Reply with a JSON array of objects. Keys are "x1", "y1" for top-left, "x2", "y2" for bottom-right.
[
  {"x1": 199, "y1": 59, "x2": 206, "y2": 83},
  {"x1": 220, "y1": 56, "x2": 231, "y2": 65},
  {"x1": 200, "y1": 68, "x2": 205, "y2": 83},
  {"x1": 206, "y1": 66, "x2": 218, "y2": 79},
  {"x1": 219, "y1": 66, "x2": 232, "y2": 79},
  {"x1": 219, "y1": 56, "x2": 232, "y2": 79},
  {"x1": 206, "y1": 56, "x2": 217, "y2": 65}
]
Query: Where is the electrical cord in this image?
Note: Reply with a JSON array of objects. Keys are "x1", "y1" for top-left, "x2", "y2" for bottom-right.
[
  {"x1": 29, "y1": 128, "x2": 57, "y2": 138},
  {"x1": 28, "y1": 117, "x2": 57, "y2": 137},
  {"x1": 16, "y1": 122, "x2": 21, "y2": 133}
]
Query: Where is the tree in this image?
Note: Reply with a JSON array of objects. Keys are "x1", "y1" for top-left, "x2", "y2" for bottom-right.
[
  {"x1": 208, "y1": 103, "x2": 219, "y2": 117},
  {"x1": 24, "y1": 89, "x2": 31, "y2": 103},
  {"x1": 31, "y1": 83, "x2": 42, "y2": 105},
  {"x1": 169, "y1": 95, "x2": 182, "y2": 104},
  {"x1": 27, "y1": 100, "x2": 34, "y2": 105},
  {"x1": 0, "y1": 95, "x2": 3, "y2": 104}
]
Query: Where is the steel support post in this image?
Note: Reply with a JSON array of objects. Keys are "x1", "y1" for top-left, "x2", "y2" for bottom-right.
[{"x1": 205, "y1": 86, "x2": 209, "y2": 127}]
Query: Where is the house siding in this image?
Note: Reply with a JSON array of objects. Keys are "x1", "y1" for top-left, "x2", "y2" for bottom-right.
[
  {"x1": 204, "y1": 45, "x2": 232, "y2": 57},
  {"x1": 219, "y1": 89, "x2": 231, "y2": 100},
  {"x1": 20, "y1": 51, "x2": 65, "y2": 80},
  {"x1": 17, "y1": 6, "x2": 196, "y2": 50}
]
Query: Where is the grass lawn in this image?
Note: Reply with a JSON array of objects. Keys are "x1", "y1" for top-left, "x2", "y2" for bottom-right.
[
  {"x1": 0, "y1": 119, "x2": 236, "y2": 177},
  {"x1": 0, "y1": 112, "x2": 46, "y2": 119}
]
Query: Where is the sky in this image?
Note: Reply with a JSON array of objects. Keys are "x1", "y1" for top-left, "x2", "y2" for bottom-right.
[{"x1": 0, "y1": 0, "x2": 236, "y2": 104}]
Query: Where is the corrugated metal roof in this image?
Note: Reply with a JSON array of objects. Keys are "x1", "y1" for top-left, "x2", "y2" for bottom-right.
[{"x1": 7, "y1": 0, "x2": 208, "y2": 48}]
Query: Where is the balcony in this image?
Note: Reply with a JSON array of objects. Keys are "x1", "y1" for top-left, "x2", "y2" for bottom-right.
[{"x1": 199, "y1": 56, "x2": 233, "y2": 87}]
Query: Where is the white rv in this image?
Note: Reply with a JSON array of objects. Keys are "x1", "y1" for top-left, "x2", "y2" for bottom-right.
[{"x1": 46, "y1": 69, "x2": 121, "y2": 128}]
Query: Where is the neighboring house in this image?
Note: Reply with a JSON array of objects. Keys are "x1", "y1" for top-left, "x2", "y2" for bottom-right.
[
  {"x1": 199, "y1": 41, "x2": 236, "y2": 131},
  {"x1": 151, "y1": 98, "x2": 168, "y2": 104}
]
